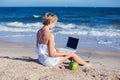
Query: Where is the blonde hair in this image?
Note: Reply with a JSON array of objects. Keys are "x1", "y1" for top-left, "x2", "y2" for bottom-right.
[{"x1": 43, "y1": 12, "x2": 58, "y2": 25}]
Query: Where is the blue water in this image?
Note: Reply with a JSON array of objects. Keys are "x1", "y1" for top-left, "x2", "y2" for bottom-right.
[
  {"x1": 0, "y1": 7, "x2": 120, "y2": 25},
  {"x1": 0, "y1": 7, "x2": 120, "y2": 51}
]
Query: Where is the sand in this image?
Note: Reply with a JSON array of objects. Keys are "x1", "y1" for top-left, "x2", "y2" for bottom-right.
[{"x1": 0, "y1": 40, "x2": 120, "y2": 80}]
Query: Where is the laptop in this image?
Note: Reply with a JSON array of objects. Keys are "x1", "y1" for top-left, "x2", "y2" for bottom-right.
[{"x1": 59, "y1": 37, "x2": 79, "y2": 52}]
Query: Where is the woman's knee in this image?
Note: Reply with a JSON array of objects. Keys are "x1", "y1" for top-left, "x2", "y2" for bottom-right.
[{"x1": 71, "y1": 52, "x2": 76, "y2": 57}]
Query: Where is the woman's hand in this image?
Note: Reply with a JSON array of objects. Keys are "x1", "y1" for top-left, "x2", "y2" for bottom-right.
[
  {"x1": 56, "y1": 48, "x2": 60, "y2": 52},
  {"x1": 55, "y1": 46, "x2": 61, "y2": 52}
]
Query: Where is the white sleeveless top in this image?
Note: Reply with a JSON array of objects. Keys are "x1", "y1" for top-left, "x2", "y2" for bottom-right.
[
  {"x1": 36, "y1": 43, "x2": 60, "y2": 67},
  {"x1": 36, "y1": 43, "x2": 49, "y2": 56},
  {"x1": 36, "y1": 30, "x2": 60, "y2": 66}
]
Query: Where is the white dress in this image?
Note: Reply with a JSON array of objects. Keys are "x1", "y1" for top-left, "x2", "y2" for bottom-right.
[{"x1": 36, "y1": 43, "x2": 60, "y2": 66}]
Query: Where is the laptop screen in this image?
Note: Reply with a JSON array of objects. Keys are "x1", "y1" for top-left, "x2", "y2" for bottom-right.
[{"x1": 66, "y1": 37, "x2": 79, "y2": 49}]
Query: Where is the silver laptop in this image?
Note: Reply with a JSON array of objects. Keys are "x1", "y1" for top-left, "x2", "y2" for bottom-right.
[{"x1": 59, "y1": 37, "x2": 79, "y2": 52}]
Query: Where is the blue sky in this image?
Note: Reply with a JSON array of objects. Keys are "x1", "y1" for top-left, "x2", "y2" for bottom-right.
[{"x1": 0, "y1": 0, "x2": 120, "y2": 7}]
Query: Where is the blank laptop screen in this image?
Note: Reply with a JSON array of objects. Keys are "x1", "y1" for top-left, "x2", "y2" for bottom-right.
[{"x1": 66, "y1": 37, "x2": 79, "y2": 49}]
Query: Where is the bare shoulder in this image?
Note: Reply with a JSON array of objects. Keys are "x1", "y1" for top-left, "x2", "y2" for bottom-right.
[
  {"x1": 42, "y1": 30, "x2": 54, "y2": 39},
  {"x1": 50, "y1": 33, "x2": 54, "y2": 38},
  {"x1": 48, "y1": 32, "x2": 54, "y2": 40}
]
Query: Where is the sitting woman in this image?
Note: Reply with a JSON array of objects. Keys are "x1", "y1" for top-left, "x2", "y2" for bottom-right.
[{"x1": 36, "y1": 12, "x2": 89, "y2": 67}]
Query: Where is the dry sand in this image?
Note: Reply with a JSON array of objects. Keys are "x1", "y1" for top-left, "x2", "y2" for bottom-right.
[{"x1": 0, "y1": 40, "x2": 120, "y2": 80}]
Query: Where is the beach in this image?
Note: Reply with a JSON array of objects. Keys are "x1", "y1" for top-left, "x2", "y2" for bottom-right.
[
  {"x1": 0, "y1": 7, "x2": 120, "y2": 80},
  {"x1": 0, "y1": 40, "x2": 120, "y2": 80}
]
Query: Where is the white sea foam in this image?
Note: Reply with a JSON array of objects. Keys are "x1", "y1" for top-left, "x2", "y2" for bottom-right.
[
  {"x1": 0, "y1": 22, "x2": 43, "y2": 32},
  {"x1": 3, "y1": 34, "x2": 33, "y2": 37},
  {"x1": 0, "y1": 22, "x2": 120, "y2": 37},
  {"x1": 57, "y1": 29, "x2": 120, "y2": 37},
  {"x1": 0, "y1": 25, "x2": 35, "y2": 32},
  {"x1": 89, "y1": 29, "x2": 120, "y2": 37},
  {"x1": 55, "y1": 23, "x2": 120, "y2": 37},
  {"x1": 97, "y1": 36, "x2": 120, "y2": 50},
  {"x1": 98, "y1": 40, "x2": 112, "y2": 44},
  {"x1": 56, "y1": 22, "x2": 76, "y2": 29},
  {"x1": 33, "y1": 15, "x2": 41, "y2": 18},
  {"x1": 57, "y1": 30, "x2": 88, "y2": 35},
  {"x1": 5, "y1": 22, "x2": 42, "y2": 27}
]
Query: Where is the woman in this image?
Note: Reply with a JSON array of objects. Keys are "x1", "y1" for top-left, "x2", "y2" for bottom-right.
[{"x1": 36, "y1": 12, "x2": 89, "y2": 67}]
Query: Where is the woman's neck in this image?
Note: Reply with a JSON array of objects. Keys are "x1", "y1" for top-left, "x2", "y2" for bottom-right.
[{"x1": 43, "y1": 25, "x2": 50, "y2": 31}]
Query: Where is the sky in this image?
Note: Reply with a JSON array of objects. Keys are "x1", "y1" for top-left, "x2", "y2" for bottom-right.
[{"x1": 0, "y1": 0, "x2": 120, "y2": 7}]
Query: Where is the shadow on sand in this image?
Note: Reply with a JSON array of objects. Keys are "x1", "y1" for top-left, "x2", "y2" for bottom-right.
[{"x1": 0, "y1": 56, "x2": 38, "y2": 63}]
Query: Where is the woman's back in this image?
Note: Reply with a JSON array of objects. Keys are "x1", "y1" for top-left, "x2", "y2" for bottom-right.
[
  {"x1": 37, "y1": 29, "x2": 50, "y2": 45},
  {"x1": 36, "y1": 29, "x2": 51, "y2": 56}
]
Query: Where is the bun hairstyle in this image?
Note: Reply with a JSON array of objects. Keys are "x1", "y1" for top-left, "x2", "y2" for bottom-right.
[{"x1": 43, "y1": 12, "x2": 58, "y2": 25}]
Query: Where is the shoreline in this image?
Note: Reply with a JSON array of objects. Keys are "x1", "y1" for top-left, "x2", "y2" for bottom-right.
[
  {"x1": 0, "y1": 40, "x2": 120, "y2": 80},
  {"x1": 0, "y1": 33, "x2": 120, "y2": 52},
  {"x1": 0, "y1": 40, "x2": 120, "y2": 57}
]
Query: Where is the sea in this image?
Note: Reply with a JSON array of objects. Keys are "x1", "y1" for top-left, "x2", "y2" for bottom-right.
[{"x1": 0, "y1": 7, "x2": 120, "y2": 51}]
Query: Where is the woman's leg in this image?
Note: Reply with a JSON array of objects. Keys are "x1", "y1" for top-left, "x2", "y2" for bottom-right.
[{"x1": 59, "y1": 52, "x2": 89, "y2": 66}]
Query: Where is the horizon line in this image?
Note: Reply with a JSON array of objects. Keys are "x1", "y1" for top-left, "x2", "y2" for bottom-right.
[{"x1": 0, "y1": 6, "x2": 120, "y2": 8}]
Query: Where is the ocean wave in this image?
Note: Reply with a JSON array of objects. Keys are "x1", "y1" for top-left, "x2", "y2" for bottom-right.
[
  {"x1": 0, "y1": 25, "x2": 37, "y2": 32},
  {"x1": 3, "y1": 34, "x2": 33, "y2": 37},
  {"x1": 5, "y1": 22, "x2": 43, "y2": 27},
  {"x1": 56, "y1": 22, "x2": 76, "y2": 29},
  {"x1": 55, "y1": 23, "x2": 120, "y2": 37},
  {"x1": 0, "y1": 22, "x2": 42, "y2": 32},
  {"x1": 57, "y1": 30, "x2": 88, "y2": 35},
  {"x1": 56, "y1": 28, "x2": 120, "y2": 37},
  {"x1": 0, "y1": 21, "x2": 120, "y2": 37},
  {"x1": 33, "y1": 15, "x2": 41, "y2": 18}
]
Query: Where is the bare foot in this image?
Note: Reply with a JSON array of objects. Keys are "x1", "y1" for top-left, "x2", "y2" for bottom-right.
[
  {"x1": 80, "y1": 63, "x2": 91, "y2": 67},
  {"x1": 83, "y1": 63, "x2": 91, "y2": 67}
]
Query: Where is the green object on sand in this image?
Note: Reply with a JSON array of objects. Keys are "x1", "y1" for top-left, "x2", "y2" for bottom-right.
[{"x1": 69, "y1": 61, "x2": 79, "y2": 70}]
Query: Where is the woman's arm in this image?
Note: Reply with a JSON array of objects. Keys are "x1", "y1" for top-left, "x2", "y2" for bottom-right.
[{"x1": 48, "y1": 34, "x2": 70, "y2": 57}]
